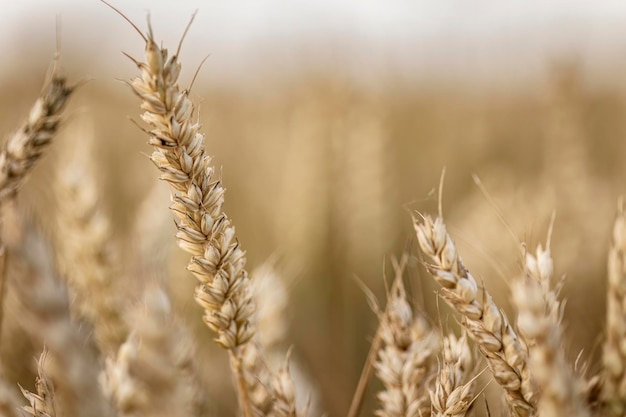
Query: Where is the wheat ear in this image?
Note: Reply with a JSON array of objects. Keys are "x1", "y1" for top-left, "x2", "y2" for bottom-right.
[
  {"x1": 7, "y1": 206, "x2": 113, "y2": 417},
  {"x1": 105, "y1": 4, "x2": 256, "y2": 414},
  {"x1": 243, "y1": 265, "x2": 309, "y2": 417},
  {"x1": 103, "y1": 287, "x2": 203, "y2": 417},
  {"x1": 513, "y1": 242, "x2": 590, "y2": 417},
  {"x1": 54, "y1": 121, "x2": 127, "y2": 355},
  {"x1": 0, "y1": 61, "x2": 74, "y2": 202},
  {"x1": 430, "y1": 332, "x2": 475, "y2": 417},
  {"x1": 0, "y1": 59, "x2": 74, "y2": 344},
  {"x1": 602, "y1": 198, "x2": 626, "y2": 415},
  {"x1": 414, "y1": 214, "x2": 534, "y2": 417},
  {"x1": 374, "y1": 260, "x2": 439, "y2": 417}
]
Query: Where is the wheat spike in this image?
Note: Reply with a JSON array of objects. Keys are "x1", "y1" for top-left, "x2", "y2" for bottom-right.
[
  {"x1": 103, "y1": 287, "x2": 204, "y2": 417},
  {"x1": 414, "y1": 214, "x2": 535, "y2": 417},
  {"x1": 602, "y1": 198, "x2": 626, "y2": 415},
  {"x1": 430, "y1": 332, "x2": 475, "y2": 417},
  {"x1": 0, "y1": 63, "x2": 74, "y2": 202},
  {"x1": 374, "y1": 269, "x2": 439, "y2": 417},
  {"x1": 513, "y1": 242, "x2": 590, "y2": 417}
]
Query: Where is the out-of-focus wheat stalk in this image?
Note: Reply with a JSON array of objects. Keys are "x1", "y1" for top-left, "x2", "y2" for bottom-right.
[
  {"x1": 603, "y1": 198, "x2": 626, "y2": 415},
  {"x1": 103, "y1": 287, "x2": 204, "y2": 417},
  {"x1": 0, "y1": 59, "x2": 74, "y2": 345},
  {"x1": 513, "y1": 241, "x2": 590, "y2": 417},
  {"x1": 430, "y1": 333, "x2": 475, "y2": 417},
  {"x1": 414, "y1": 214, "x2": 535, "y2": 417},
  {"x1": 54, "y1": 120, "x2": 127, "y2": 356},
  {"x1": 374, "y1": 262, "x2": 439, "y2": 417},
  {"x1": 0, "y1": 62, "x2": 74, "y2": 202},
  {"x1": 6, "y1": 205, "x2": 113, "y2": 417}
]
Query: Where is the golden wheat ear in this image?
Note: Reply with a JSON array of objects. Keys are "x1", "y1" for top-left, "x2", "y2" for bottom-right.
[
  {"x1": 0, "y1": 58, "x2": 75, "y2": 341},
  {"x1": 602, "y1": 197, "x2": 626, "y2": 416},
  {"x1": 430, "y1": 332, "x2": 476, "y2": 417},
  {"x1": 513, "y1": 236, "x2": 591, "y2": 417},
  {"x1": 6, "y1": 204, "x2": 113, "y2": 417},
  {"x1": 0, "y1": 61, "x2": 74, "y2": 203},
  {"x1": 374, "y1": 253, "x2": 439, "y2": 417},
  {"x1": 53, "y1": 118, "x2": 127, "y2": 357},
  {"x1": 414, "y1": 213, "x2": 535, "y2": 417},
  {"x1": 102, "y1": 3, "x2": 310, "y2": 416}
]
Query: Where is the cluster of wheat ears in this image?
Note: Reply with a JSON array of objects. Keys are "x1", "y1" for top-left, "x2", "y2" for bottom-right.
[{"x1": 0, "y1": 4, "x2": 625, "y2": 417}]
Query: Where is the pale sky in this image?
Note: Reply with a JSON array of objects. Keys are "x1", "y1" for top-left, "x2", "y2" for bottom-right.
[{"x1": 3, "y1": 1, "x2": 626, "y2": 85}]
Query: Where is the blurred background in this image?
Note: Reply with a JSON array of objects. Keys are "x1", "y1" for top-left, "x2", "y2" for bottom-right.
[{"x1": 2, "y1": 1, "x2": 626, "y2": 416}]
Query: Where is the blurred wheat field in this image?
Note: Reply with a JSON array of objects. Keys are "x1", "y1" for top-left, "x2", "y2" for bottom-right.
[{"x1": 1, "y1": 4, "x2": 626, "y2": 417}]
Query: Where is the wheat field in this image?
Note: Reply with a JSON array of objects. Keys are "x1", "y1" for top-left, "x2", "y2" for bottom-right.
[{"x1": 0, "y1": 3, "x2": 626, "y2": 417}]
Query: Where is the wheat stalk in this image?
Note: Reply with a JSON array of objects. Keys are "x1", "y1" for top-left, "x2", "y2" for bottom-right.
[
  {"x1": 103, "y1": 287, "x2": 203, "y2": 417},
  {"x1": 414, "y1": 214, "x2": 535, "y2": 417},
  {"x1": 374, "y1": 264, "x2": 439, "y2": 417},
  {"x1": 115, "y1": 4, "x2": 254, "y2": 350},
  {"x1": 602, "y1": 198, "x2": 626, "y2": 415},
  {"x1": 513, "y1": 242, "x2": 590, "y2": 417},
  {"x1": 7, "y1": 205, "x2": 113, "y2": 417},
  {"x1": 100, "y1": 3, "x2": 303, "y2": 415},
  {"x1": 0, "y1": 59, "x2": 74, "y2": 345},
  {"x1": 53, "y1": 120, "x2": 127, "y2": 356},
  {"x1": 0, "y1": 62, "x2": 74, "y2": 202}
]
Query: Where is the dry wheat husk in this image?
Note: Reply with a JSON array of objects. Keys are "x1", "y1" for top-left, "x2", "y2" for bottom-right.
[
  {"x1": 20, "y1": 349, "x2": 58, "y2": 417},
  {"x1": 53, "y1": 120, "x2": 127, "y2": 356}
]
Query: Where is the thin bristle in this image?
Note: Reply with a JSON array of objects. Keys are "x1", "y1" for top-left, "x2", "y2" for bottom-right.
[{"x1": 100, "y1": 0, "x2": 147, "y2": 42}]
